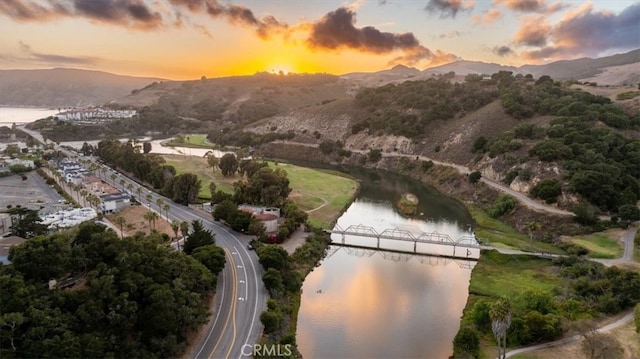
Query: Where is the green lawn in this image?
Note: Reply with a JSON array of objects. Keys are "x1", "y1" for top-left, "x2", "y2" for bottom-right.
[
  {"x1": 164, "y1": 134, "x2": 217, "y2": 149},
  {"x1": 469, "y1": 250, "x2": 561, "y2": 298},
  {"x1": 163, "y1": 156, "x2": 358, "y2": 228},
  {"x1": 568, "y1": 230, "x2": 624, "y2": 259},
  {"x1": 469, "y1": 206, "x2": 564, "y2": 254}
]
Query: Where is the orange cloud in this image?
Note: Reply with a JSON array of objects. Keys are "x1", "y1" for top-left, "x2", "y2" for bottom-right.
[
  {"x1": 493, "y1": 0, "x2": 567, "y2": 14},
  {"x1": 513, "y1": 15, "x2": 551, "y2": 47},
  {"x1": 472, "y1": 8, "x2": 504, "y2": 25}
]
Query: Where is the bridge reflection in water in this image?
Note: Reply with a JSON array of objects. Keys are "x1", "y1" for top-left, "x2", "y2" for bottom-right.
[
  {"x1": 327, "y1": 224, "x2": 481, "y2": 260},
  {"x1": 325, "y1": 245, "x2": 476, "y2": 269}
]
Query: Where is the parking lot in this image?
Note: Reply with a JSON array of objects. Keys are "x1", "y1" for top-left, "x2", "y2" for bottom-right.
[{"x1": 0, "y1": 171, "x2": 64, "y2": 209}]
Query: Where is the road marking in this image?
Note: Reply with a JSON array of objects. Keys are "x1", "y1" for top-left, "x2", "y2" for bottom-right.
[
  {"x1": 193, "y1": 250, "x2": 227, "y2": 359},
  {"x1": 208, "y1": 248, "x2": 238, "y2": 359},
  {"x1": 236, "y1": 265, "x2": 243, "y2": 268},
  {"x1": 224, "y1": 248, "x2": 239, "y2": 359}
]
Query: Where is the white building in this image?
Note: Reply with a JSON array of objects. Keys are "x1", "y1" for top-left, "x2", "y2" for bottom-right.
[{"x1": 99, "y1": 192, "x2": 131, "y2": 213}]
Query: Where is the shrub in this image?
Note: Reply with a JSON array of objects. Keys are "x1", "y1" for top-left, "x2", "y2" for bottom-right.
[
  {"x1": 471, "y1": 136, "x2": 487, "y2": 153},
  {"x1": 452, "y1": 327, "x2": 480, "y2": 358},
  {"x1": 530, "y1": 179, "x2": 562, "y2": 204},
  {"x1": 489, "y1": 194, "x2": 517, "y2": 218},
  {"x1": 468, "y1": 171, "x2": 482, "y2": 184}
]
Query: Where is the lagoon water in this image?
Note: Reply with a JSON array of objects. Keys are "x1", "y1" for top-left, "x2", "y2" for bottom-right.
[
  {"x1": 297, "y1": 168, "x2": 475, "y2": 359},
  {"x1": 0, "y1": 107, "x2": 59, "y2": 126}
]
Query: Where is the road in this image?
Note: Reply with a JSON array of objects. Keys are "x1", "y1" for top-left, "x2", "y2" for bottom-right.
[
  {"x1": 20, "y1": 126, "x2": 267, "y2": 359},
  {"x1": 96, "y1": 166, "x2": 267, "y2": 359}
]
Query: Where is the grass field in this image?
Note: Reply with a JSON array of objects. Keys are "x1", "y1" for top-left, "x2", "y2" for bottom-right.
[
  {"x1": 568, "y1": 229, "x2": 625, "y2": 259},
  {"x1": 163, "y1": 155, "x2": 358, "y2": 228},
  {"x1": 469, "y1": 250, "x2": 561, "y2": 298},
  {"x1": 469, "y1": 206, "x2": 564, "y2": 254},
  {"x1": 164, "y1": 134, "x2": 217, "y2": 149}
]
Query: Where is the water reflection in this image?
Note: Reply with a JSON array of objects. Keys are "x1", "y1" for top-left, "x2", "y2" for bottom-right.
[
  {"x1": 297, "y1": 246, "x2": 475, "y2": 359},
  {"x1": 297, "y1": 167, "x2": 475, "y2": 358}
]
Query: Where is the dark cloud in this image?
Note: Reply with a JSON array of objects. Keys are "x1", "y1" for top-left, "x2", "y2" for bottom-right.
[
  {"x1": 0, "y1": 0, "x2": 163, "y2": 29},
  {"x1": 438, "y1": 30, "x2": 463, "y2": 39},
  {"x1": 74, "y1": 0, "x2": 163, "y2": 28},
  {"x1": 493, "y1": 0, "x2": 567, "y2": 14},
  {"x1": 0, "y1": 0, "x2": 69, "y2": 21},
  {"x1": 425, "y1": 0, "x2": 474, "y2": 18},
  {"x1": 308, "y1": 7, "x2": 419, "y2": 53},
  {"x1": 520, "y1": 3, "x2": 640, "y2": 61},
  {"x1": 4, "y1": 40, "x2": 100, "y2": 67},
  {"x1": 493, "y1": 45, "x2": 513, "y2": 56}
]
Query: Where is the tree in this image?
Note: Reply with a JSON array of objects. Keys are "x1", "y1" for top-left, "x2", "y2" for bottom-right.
[
  {"x1": 165, "y1": 173, "x2": 201, "y2": 205},
  {"x1": 170, "y1": 220, "x2": 180, "y2": 240},
  {"x1": 180, "y1": 221, "x2": 189, "y2": 239},
  {"x1": 143, "y1": 210, "x2": 159, "y2": 232},
  {"x1": 453, "y1": 327, "x2": 480, "y2": 358},
  {"x1": 136, "y1": 186, "x2": 142, "y2": 202},
  {"x1": 209, "y1": 182, "x2": 217, "y2": 199},
  {"x1": 618, "y1": 204, "x2": 640, "y2": 222},
  {"x1": 0, "y1": 312, "x2": 24, "y2": 352},
  {"x1": 257, "y1": 245, "x2": 289, "y2": 271},
  {"x1": 191, "y1": 244, "x2": 226, "y2": 277},
  {"x1": 142, "y1": 142, "x2": 152, "y2": 154},
  {"x1": 163, "y1": 204, "x2": 170, "y2": 219},
  {"x1": 490, "y1": 297, "x2": 512, "y2": 359},
  {"x1": 530, "y1": 179, "x2": 562, "y2": 204},
  {"x1": 183, "y1": 220, "x2": 215, "y2": 255},
  {"x1": 114, "y1": 216, "x2": 126, "y2": 238},
  {"x1": 469, "y1": 171, "x2": 482, "y2": 184},
  {"x1": 207, "y1": 155, "x2": 219, "y2": 173},
  {"x1": 219, "y1": 153, "x2": 238, "y2": 177},
  {"x1": 262, "y1": 268, "x2": 284, "y2": 296},
  {"x1": 8, "y1": 207, "x2": 47, "y2": 238}
]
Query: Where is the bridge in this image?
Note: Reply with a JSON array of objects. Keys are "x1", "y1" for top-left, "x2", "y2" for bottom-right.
[
  {"x1": 325, "y1": 245, "x2": 476, "y2": 269},
  {"x1": 326, "y1": 224, "x2": 481, "y2": 259}
]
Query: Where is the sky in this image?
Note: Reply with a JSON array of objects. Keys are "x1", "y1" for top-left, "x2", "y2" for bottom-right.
[{"x1": 0, "y1": 0, "x2": 638, "y2": 80}]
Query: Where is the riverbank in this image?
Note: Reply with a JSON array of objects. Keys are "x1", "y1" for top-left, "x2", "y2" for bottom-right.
[{"x1": 255, "y1": 142, "x2": 639, "y2": 358}]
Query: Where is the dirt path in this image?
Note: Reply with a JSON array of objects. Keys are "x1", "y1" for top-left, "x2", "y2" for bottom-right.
[
  {"x1": 504, "y1": 310, "x2": 636, "y2": 358},
  {"x1": 278, "y1": 141, "x2": 581, "y2": 218},
  {"x1": 305, "y1": 195, "x2": 328, "y2": 213}
]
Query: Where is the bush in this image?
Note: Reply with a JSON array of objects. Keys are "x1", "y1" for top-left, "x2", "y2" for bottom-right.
[
  {"x1": 452, "y1": 326, "x2": 480, "y2": 358},
  {"x1": 471, "y1": 136, "x2": 487, "y2": 153},
  {"x1": 368, "y1": 149, "x2": 382, "y2": 162},
  {"x1": 530, "y1": 179, "x2": 562, "y2": 204},
  {"x1": 489, "y1": 194, "x2": 517, "y2": 218},
  {"x1": 421, "y1": 160, "x2": 434, "y2": 172},
  {"x1": 469, "y1": 171, "x2": 482, "y2": 184}
]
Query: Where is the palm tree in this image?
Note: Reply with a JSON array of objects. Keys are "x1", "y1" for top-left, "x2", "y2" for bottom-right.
[
  {"x1": 179, "y1": 221, "x2": 189, "y2": 240},
  {"x1": 156, "y1": 198, "x2": 164, "y2": 216},
  {"x1": 490, "y1": 297, "x2": 512, "y2": 359},
  {"x1": 136, "y1": 186, "x2": 142, "y2": 202},
  {"x1": 170, "y1": 220, "x2": 180, "y2": 248},
  {"x1": 110, "y1": 173, "x2": 116, "y2": 186},
  {"x1": 126, "y1": 183, "x2": 133, "y2": 195},
  {"x1": 114, "y1": 216, "x2": 126, "y2": 239},
  {"x1": 163, "y1": 204, "x2": 170, "y2": 220},
  {"x1": 146, "y1": 193, "x2": 152, "y2": 205},
  {"x1": 119, "y1": 179, "x2": 125, "y2": 188},
  {"x1": 143, "y1": 210, "x2": 155, "y2": 233}
]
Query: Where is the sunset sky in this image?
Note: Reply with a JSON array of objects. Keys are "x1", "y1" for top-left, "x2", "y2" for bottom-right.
[{"x1": 1, "y1": 0, "x2": 638, "y2": 80}]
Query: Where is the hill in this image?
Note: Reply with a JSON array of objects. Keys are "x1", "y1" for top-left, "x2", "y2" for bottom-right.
[
  {"x1": 420, "y1": 49, "x2": 640, "y2": 85},
  {"x1": 0, "y1": 68, "x2": 164, "y2": 107}
]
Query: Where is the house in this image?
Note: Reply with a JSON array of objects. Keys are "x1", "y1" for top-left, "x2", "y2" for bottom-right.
[
  {"x1": 99, "y1": 192, "x2": 131, "y2": 213},
  {"x1": 238, "y1": 205, "x2": 281, "y2": 233},
  {"x1": 254, "y1": 213, "x2": 279, "y2": 233}
]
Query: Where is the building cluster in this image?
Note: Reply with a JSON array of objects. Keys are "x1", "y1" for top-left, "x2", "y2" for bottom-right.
[
  {"x1": 52, "y1": 159, "x2": 131, "y2": 214},
  {"x1": 55, "y1": 108, "x2": 137, "y2": 122},
  {"x1": 41, "y1": 207, "x2": 98, "y2": 229}
]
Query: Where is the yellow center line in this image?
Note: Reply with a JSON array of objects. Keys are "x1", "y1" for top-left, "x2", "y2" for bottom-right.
[
  {"x1": 208, "y1": 248, "x2": 238, "y2": 358},
  {"x1": 224, "y1": 250, "x2": 239, "y2": 359}
]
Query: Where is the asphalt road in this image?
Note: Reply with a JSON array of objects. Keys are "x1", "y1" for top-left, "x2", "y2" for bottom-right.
[
  {"x1": 20, "y1": 127, "x2": 267, "y2": 359},
  {"x1": 97, "y1": 168, "x2": 267, "y2": 359}
]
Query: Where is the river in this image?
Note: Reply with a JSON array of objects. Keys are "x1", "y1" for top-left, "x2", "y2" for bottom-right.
[{"x1": 297, "y1": 168, "x2": 476, "y2": 359}]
